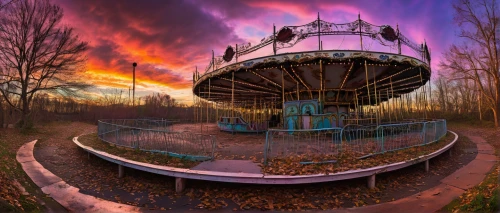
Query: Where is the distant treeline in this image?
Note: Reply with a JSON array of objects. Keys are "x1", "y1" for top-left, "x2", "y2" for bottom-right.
[
  {"x1": 0, "y1": 92, "x2": 196, "y2": 127},
  {"x1": 0, "y1": 83, "x2": 494, "y2": 128}
]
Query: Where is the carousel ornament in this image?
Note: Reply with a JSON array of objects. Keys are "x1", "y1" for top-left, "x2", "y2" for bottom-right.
[
  {"x1": 380, "y1": 25, "x2": 398, "y2": 42},
  {"x1": 223, "y1": 45, "x2": 235, "y2": 62}
]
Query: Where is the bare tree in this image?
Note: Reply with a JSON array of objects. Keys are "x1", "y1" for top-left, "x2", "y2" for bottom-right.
[
  {"x1": 0, "y1": 0, "x2": 17, "y2": 10},
  {"x1": 440, "y1": 0, "x2": 499, "y2": 126},
  {"x1": 96, "y1": 89, "x2": 128, "y2": 106},
  {"x1": 0, "y1": 0, "x2": 88, "y2": 128}
]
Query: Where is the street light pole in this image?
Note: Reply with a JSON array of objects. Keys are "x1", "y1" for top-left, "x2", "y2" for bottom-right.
[{"x1": 132, "y1": 62, "x2": 137, "y2": 106}]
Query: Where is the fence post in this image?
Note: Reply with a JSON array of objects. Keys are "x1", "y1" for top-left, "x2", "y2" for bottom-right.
[
  {"x1": 211, "y1": 135, "x2": 216, "y2": 160},
  {"x1": 377, "y1": 126, "x2": 385, "y2": 153},
  {"x1": 264, "y1": 131, "x2": 270, "y2": 165},
  {"x1": 339, "y1": 128, "x2": 343, "y2": 153},
  {"x1": 175, "y1": 177, "x2": 186, "y2": 192},
  {"x1": 367, "y1": 174, "x2": 376, "y2": 189},
  {"x1": 379, "y1": 126, "x2": 385, "y2": 153},
  {"x1": 115, "y1": 124, "x2": 119, "y2": 144},
  {"x1": 340, "y1": 127, "x2": 346, "y2": 153},
  {"x1": 422, "y1": 122, "x2": 426, "y2": 145},
  {"x1": 434, "y1": 121, "x2": 437, "y2": 142},
  {"x1": 118, "y1": 164, "x2": 124, "y2": 178}
]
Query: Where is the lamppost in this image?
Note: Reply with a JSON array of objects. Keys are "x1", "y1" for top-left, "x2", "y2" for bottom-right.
[
  {"x1": 496, "y1": 26, "x2": 499, "y2": 75},
  {"x1": 132, "y1": 62, "x2": 137, "y2": 106}
]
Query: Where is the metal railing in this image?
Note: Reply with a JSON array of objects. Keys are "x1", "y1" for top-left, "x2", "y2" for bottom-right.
[
  {"x1": 97, "y1": 119, "x2": 216, "y2": 161},
  {"x1": 264, "y1": 128, "x2": 343, "y2": 162},
  {"x1": 264, "y1": 119, "x2": 447, "y2": 164},
  {"x1": 99, "y1": 119, "x2": 178, "y2": 132},
  {"x1": 199, "y1": 17, "x2": 429, "y2": 78}
]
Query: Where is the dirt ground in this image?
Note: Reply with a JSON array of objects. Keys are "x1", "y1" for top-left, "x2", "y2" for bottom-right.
[{"x1": 29, "y1": 121, "x2": 479, "y2": 211}]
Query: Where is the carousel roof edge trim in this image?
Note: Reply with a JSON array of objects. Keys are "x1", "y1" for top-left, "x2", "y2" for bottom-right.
[{"x1": 193, "y1": 49, "x2": 430, "y2": 91}]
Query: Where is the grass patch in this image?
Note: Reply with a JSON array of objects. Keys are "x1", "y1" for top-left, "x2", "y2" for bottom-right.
[
  {"x1": 442, "y1": 165, "x2": 499, "y2": 213},
  {"x1": 448, "y1": 119, "x2": 496, "y2": 129},
  {"x1": 78, "y1": 133, "x2": 201, "y2": 168}
]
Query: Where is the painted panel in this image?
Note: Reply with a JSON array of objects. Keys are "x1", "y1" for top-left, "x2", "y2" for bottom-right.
[
  {"x1": 285, "y1": 106, "x2": 299, "y2": 116},
  {"x1": 322, "y1": 116, "x2": 332, "y2": 128},
  {"x1": 301, "y1": 103, "x2": 317, "y2": 115},
  {"x1": 299, "y1": 100, "x2": 318, "y2": 115},
  {"x1": 302, "y1": 116, "x2": 311, "y2": 129},
  {"x1": 339, "y1": 113, "x2": 348, "y2": 127},
  {"x1": 330, "y1": 114, "x2": 338, "y2": 128},
  {"x1": 217, "y1": 117, "x2": 268, "y2": 133},
  {"x1": 312, "y1": 115, "x2": 323, "y2": 129},
  {"x1": 284, "y1": 101, "x2": 300, "y2": 130}
]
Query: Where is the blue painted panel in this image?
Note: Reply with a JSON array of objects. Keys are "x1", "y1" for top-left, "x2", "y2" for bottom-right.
[
  {"x1": 299, "y1": 100, "x2": 318, "y2": 115},
  {"x1": 301, "y1": 103, "x2": 317, "y2": 115},
  {"x1": 284, "y1": 100, "x2": 320, "y2": 130},
  {"x1": 217, "y1": 117, "x2": 268, "y2": 133},
  {"x1": 312, "y1": 116, "x2": 323, "y2": 129},
  {"x1": 322, "y1": 117, "x2": 331, "y2": 128},
  {"x1": 308, "y1": 114, "x2": 335, "y2": 129},
  {"x1": 285, "y1": 100, "x2": 318, "y2": 116},
  {"x1": 284, "y1": 103, "x2": 299, "y2": 116},
  {"x1": 286, "y1": 116, "x2": 298, "y2": 130}
]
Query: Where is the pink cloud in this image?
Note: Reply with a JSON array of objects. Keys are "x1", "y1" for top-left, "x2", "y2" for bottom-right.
[{"x1": 49, "y1": 0, "x2": 456, "y2": 102}]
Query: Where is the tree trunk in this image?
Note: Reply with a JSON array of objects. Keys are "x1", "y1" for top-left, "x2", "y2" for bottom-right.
[
  {"x1": 18, "y1": 94, "x2": 32, "y2": 129},
  {"x1": 496, "y1": 84, "x2": 500, "y2": 127},
  {"x1": 493, "y1": 106, "x2": 499, "y2": 127},
  {"x1": 0, "y1": 99, "x2": 3, "y2": 128},
  {"x1": 479, "y1": 93, "x2": 482, "y2": 121}
]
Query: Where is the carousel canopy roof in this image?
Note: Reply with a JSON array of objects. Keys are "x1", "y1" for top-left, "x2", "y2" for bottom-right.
[{"x1": 193, "y1": 16, "x2": 431, "y2": 107}]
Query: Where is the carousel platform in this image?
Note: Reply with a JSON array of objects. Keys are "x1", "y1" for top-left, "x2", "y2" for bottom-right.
[
  {"x1": 191, "y1": 160, "x2": 261, "y2": 174},
  {"x1": 73, "y1": 131, "x2": 457, "y2": 191}
]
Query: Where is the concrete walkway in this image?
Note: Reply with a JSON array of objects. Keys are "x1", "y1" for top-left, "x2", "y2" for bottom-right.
[
  {"x1": 16, "y1": 133, "x2": 496, "y2": 213},
  {"x1": 17, "y1": 140, "x2": 143, "y2": 213},
  {"x1": 335, "y1": 134, "x2": 497, "y2": 213}
]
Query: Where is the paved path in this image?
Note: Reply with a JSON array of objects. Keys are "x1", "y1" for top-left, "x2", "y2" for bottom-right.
[
  {"x1": 16, "y1": 132, "x2": 496, "y2": 213},
  {"x1": 17, "y1": 140, "x2": 143, "y2": 213},
  {"x1": 334, "y1": 133, "x2": 497, "y2": 213}
]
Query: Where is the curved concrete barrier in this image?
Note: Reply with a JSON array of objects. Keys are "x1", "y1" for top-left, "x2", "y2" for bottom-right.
[
  {"x1": 17, "y1": 140, "x2": 142, "y2": 213},
  {"x1": 74, "y1": 131, "x2": 458, "y2": 189}
]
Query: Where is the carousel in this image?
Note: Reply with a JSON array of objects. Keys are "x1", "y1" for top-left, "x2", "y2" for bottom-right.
[
  {"x1": 193, "y1": 14, "x2": 432, "y2": 133},
  {"x1": 88, "y1": 14, "x2": 449, "y2": 191}
]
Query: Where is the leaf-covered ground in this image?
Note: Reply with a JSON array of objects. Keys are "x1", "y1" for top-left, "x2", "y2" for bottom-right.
[
  {"x1": 262, "y1": 133, "x2": 456, "y2": 175},
  {"x1": 78, "y1": 133, "x2": 200, "y2": 168},
  {"x1": 0, "y1": 142, "x2": 39, "y2": 212},
  {"x1": 30, "y1": 121, "x2": 479, "y2": 211}
]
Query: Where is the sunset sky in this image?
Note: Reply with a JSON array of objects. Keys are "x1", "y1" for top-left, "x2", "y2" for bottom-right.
[{"x1": 53, "y1": 0, "x2": 459, "y2": 105}]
